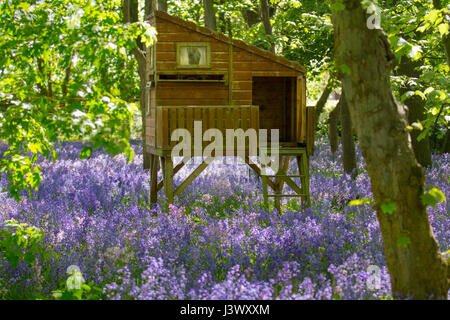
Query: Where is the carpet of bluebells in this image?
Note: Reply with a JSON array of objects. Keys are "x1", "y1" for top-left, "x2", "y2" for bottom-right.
[{"x1": 0, "y1": 138, "x2": 448, "y2": 300}]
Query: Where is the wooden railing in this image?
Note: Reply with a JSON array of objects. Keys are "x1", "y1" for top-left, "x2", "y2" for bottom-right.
[{"x1": 156, "y1": 105, "x2": 259, "y2": 149}]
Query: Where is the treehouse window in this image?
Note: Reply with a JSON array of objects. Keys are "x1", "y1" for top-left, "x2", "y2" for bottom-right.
[{"x1": 176, "y1": 42, "x2": 211, "y2": 68}]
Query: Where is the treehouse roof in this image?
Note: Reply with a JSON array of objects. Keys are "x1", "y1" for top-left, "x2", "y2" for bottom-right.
[{"x1": 152, "y1": 10, "x2": 307, "y2": 74}]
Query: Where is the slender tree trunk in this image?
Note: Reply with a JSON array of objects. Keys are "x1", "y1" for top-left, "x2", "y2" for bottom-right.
[
  {"x1": 332, "y1": 0, "x2": 448, "y2": 299},
  {"x1": 442, "y1": 129, "x2": 450, "y2": 154},
  {"x1": 202, "y1": 0, "x2": 217, "y2": 31},
  {"x1": 339, "y1": 90, "x2": 357, "y2": 176},
  {"x1": 328, "y1": 102, "x2": 340, "y2": 155},
  {"x1": 158, "y1": 0, "x2": 168, "y2": 12},
  {"x1": 241, "y1": 8, "x2": 260, "y2": 28},
  {"x1": 123, "y1": 0, "x2": 152, "y2": 169},
  {"x1": 397, "y1": 58, "x2": 432, "y2": 167},
  {"x1": 314, "y1": 76, "x2": 334, "y2": 131},
  {"x1": 259, "y1": 0, "x2": 274, "y2": 53}
]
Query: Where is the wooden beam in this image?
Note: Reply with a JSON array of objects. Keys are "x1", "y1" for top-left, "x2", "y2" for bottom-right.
[
  {"x1": 162, "y1": 156, "x2": 174, "y2": 203},
  {"x1": 228, "y1": 41, "x2": 233, "y2": 104},
  {"x1": 243, "y1": 157, "x2": 277, "y2": 190},
  {"x1": 278, "y1": 175, "x2": 303, "y2": 195},
  {"x1": 149, "y1": 154, "x2": 159, "y2": 205},
  {"x1": 174, "y1": 157, "x2": 212, "y2": 197},
  {"x1": 156, "y1": 159, "x2": 186, "y2": 192}
]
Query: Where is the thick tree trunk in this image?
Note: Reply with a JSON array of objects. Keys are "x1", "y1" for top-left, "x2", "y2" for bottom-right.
[
  {"x1": 259, "y1": 0, "x2": 274, "y2": 53},
  {"x1": 328, "y1": 102, "x2": 340, "y2": 155},
  {"x1": 332, "y1": 0, "x2": 448, "y2": 299},
  {"x1": 314, "y1": 77, "x2": 334, "y2": 131},
  {"x1": 397, "y1": 58, "x2": 432, "y2": 167},
  {"x1": 339, "y1": 90, "x2": 357, "y2": 176},
  {"x1": 202, "y1": 0, "x2": 217, "y2": 31}
]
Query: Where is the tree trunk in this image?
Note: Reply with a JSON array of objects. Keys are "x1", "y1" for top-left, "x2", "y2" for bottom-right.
[
  {"x1": 332, "y1": 0, "x2": 448, "y2": 299},
  {"x1": 442, "y1": 129, "x2": 450, "y2": 154},
  {"x1": 158, "y1": 0, "x2": 168, "y2": 12},
  {"x1": 241, "y1": 9, "x2": 260, "y2": 28},
  {"x1": 396, "y1": 58, "x2": 432, "y2": 167},
  {"x1": 339, "y1": 90, "x2": 357, "y2": 176},
  {"x1": 202, "y1": 0, "x2": 217, "y2": 31},
  {"x1": 328, "y1": 102, "x2": 340, "y2": 155},
  {"x1": 314, "y1": 76, "x2": 334, "y2": 131},
  {"x1": 123, "y1": 0, "x2": 152, "y2": 170},
  {"x1": 259, "y1": 0, "x2": 274, "y2": 53}
]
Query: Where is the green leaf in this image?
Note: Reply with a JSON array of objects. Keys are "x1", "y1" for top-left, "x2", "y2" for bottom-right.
[
  {"x1": 438, "y1": 23, "x2": 448, "y2": 36},
  {"x1": 330, "y1": 2, "x2": 345, "y2": 12},
  {"x1": 340, "y1": 64, "x2": 351, "y2": 75},
  {"x1": 349, "y1": 198, "x2": 372, "y2": 206},
  {"x1": 410, "y1": 122, "x2": 423, "y2": 131},
  {"x1": 397, "y1": 234, "x2": 411, "y2": 248},
  {"x1": 381, "y1": 200, "x2": 396, "y2": 214},
  {"x1": 421, "y1": 187, "x2": 446, "y2": 208},
  {"x1": 80, "y1": 147, "x2": 92, "y2": 160},
  {"x1": 414, "y1": 90, "x2": 426, "y2": 100}
]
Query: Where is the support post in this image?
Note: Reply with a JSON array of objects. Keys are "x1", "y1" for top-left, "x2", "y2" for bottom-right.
[
  {"x1": 149, "y1": 154, "x2": 159, "y2": 205},
  {"x1": 162, "y1": 156, "x2": 174, "y2": 204},
  {"x1": 296, "y1": 152, "x2": 310, "y2": 206}
]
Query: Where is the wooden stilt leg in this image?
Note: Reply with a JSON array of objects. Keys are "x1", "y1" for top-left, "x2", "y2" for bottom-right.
[
  {"x1": 273, "y1": 155, "x2": 288, "y2": 213},
  {"x1": 262, "y1": 175, "x2": 269, "y2": 208},
  {"x1": 143, "y1": 151, "x2": 151, "y2": 170},
  {"x1": 149, "y1": 154, "x2": 159, "y2": 205},
  {"x1": 303, "y1": 154, "x2": 310, "y2": 206},
  {"x1": 162, "y1": 157, "x2": 174, "y2": 204},
  {"x1": 297, "y1": 152, "x2": 310, "y2": 206}
]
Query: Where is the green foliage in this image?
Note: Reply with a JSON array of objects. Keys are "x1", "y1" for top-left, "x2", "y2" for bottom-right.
[
  {"x1": 397, "y1": 233, "x2": 411, "y2": 249},
  {"x1": 0, "y1": 0, "x2": 156, "y2": 199},
  {"x1": 349, "y1": 198, "x2": 372, "y2": 206},
  {"x1": 0, "y1": 219, "x2": 45, "y2": 269},
  {"x1": 52, "y1": 266, "x2": 102, "y2": 300},
  {"x1": 382, "y1": 0, "x2": 449, "y2": 149},
  {"x1": 380, "y1": 200, "x2": 396, "y2": 215}
]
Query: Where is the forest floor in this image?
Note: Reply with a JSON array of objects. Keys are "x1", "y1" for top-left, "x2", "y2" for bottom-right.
[{"x1": 0, "y1": 139, "x2": 448, "y2": 299}]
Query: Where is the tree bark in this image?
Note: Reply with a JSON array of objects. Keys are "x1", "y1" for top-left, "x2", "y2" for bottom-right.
[
  {"x1": 202, "y1": 0, "x2": 217, "y2": 31},
  {"x1": 314, "y1": 76, "x2": 334, "y2": 131},
  {"x1": 158, "y1": 0, "x2": 168, "y2": 12},
  {"x1": 259, "y1": 0, "x2": 275, "y2": 53},
  {"x1": 332, "y1": 0, "x2": 448, "y2": 299},
  {"x1": 339, "y1": 90, "x2": 357, "y2": 176},
  {"x1": 123, "y1": 0, "x2": 152, "y2": 169},
  {"x1": 442, "y1": 129, "x2": 450, "y2": 154},
  {"x1": 328, "y1": 102, "x2": 340, "y2": 155},
  {"x1": 241, "y1": 9, "x2": 260, "y2": 28}
]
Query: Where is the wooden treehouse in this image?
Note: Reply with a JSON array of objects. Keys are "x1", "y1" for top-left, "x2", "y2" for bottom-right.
[{"x1": 143, "y1": 10, "x2": 315, "y2": 209}]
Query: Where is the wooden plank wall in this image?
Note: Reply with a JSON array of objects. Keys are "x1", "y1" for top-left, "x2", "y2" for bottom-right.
[
  {"x1": 156, "y1": 105, "x2": 259, "y2": 150},
  {"x1": 251, "y1": 77, "x2": 287, "y2": 142}
]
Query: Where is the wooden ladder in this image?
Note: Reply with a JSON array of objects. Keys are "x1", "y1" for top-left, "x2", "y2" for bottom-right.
[{"x1": 260, "y1": 150, "x2": 310, "y2": 212}]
